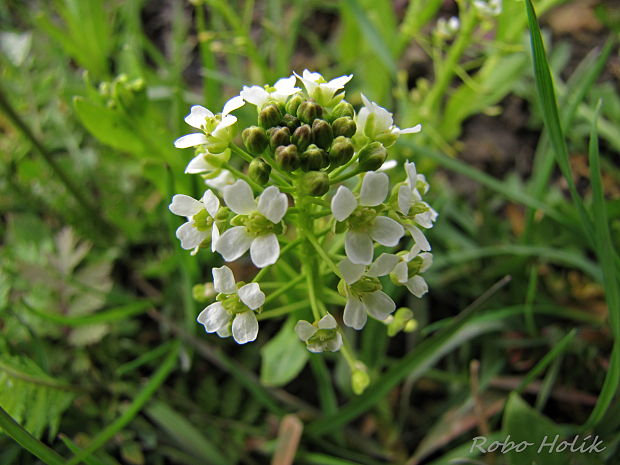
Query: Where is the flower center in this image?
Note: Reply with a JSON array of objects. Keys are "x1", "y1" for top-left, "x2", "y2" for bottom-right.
[
  {"x1": 346, "y1": 207, "x2": 377, "y2": 232},
  {"x1": 308, "y1": 328, "x2": 337, "y2": 344},
  {"x1": 350, "y1": 276, "x2": 382, "y2": 295},
  {"x1": 192, "y1": 209, "x2": 214, "y2": 232},
  {"x1": 220, "y1": 293, "x2": 248, "y2": 314}
]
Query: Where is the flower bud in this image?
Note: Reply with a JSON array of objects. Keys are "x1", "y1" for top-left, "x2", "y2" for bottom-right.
[
  {"x1": 331, "y1": 100, "x2": 354, "y2": 119},
  {"x1": 357, "y1": 142, "x2": 387, "y2": 172},
  {"x1": 285, "y1": 93, "x2": 304, "y2": 115},
  {"x1": 300, "y1": 171, "x2": 329, "y2": 196},
  {"x1": 332, "y1": 117, "x2": 356, "y2": 138},
  {"x1": 296, "y1": 100, "x2": 323, "y2": 124},
  {"x1": 312, "y1": 119, "x2": 334, "y2": 150},
  {"x1": 329, "y1": 136, "x2": 354, "y2": 166},
  {"x1": 248, "y1": 157, "x2": 271, "y2": 185},
  {"x1": 300, "y1": 144, "x2": 326, "y2": 172},
  {"x1": 242, "y1": 126, "x2": 268, "y2": 155},
  {"x1": 268, "y1": 126, "x2": 291, "y2": 151},
  {"x1": 292, "y1": 124, "x2": 313, "y2": 152},
  {"x1": 282, "y1": 113, "x2": 300, "y2": 132},
  {"x1": 258, "y1": 103, "x2": 282, "y2": 129},
  {"x1": 351, "y1": 366, "x2": 370, "y2": 395},
  {"x1": 275, "y1": 144, "x2": 300, "y2": 171}
]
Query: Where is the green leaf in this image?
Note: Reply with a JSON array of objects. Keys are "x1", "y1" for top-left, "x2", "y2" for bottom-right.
[
  {"x1": 0, "y1": 355, "x2": 75, "y2": 439},
  {"x1": 502, "y1": 393, "x2": 568, "y2": 465},
  {"x1": 260, "y1": 318, "x2": 309, "y2": 387},
  {"x1": 73, "y1": 97, "x2": 147, "y2": 154}
]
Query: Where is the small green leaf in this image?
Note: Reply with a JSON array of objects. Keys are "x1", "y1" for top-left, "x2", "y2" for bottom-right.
[{"x1": 260, "y1": 318, "x2": 309, "y2": 387}]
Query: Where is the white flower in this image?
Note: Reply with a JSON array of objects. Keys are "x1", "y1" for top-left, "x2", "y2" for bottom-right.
[
  {"x1": 169, "y1": 190, "x2": 220, "y2": 253},
  {"x1": 197, "y1": 265, "x2": 265, "y2": 344},
  {"x1": 184, "y1": 148, "x2": 231, "y2": 175},
  {"x1": 436, "y1": 16, "x2": 460, "y2": 39},
  {"x1": 331, "y1": 171, "x2": 404, "y2": 265},
  {"x1": 174, "y1": 96, "x2": 245, "y2": 153},
  {"x1": 294, "y1": 314, "x2": 343, "y2": 353},
  {"x1": 216, "y1": 180, "x2": 288, "y2": 268},
  {"x1": 397, "y1": 161, "x2": 438, "y2": 229},
  {"x1": 295, "y1": 69, "x2": 353, "y2": 107},
  {"x1": 204, "y1": 170, "x2": 235, "y2": 191},
  {"x1": 371, "y1": 251, "x2": 433, "y2": 298},
  {"x1": 473, "y1": 0, "x2": 502, "y2": 17},
  {"x1": 355, "y1": 94, "x2": 421, "y2": 147},
  {"x1": 240, "y1": 75, "x2": 300, "y2": 108},
  {"x1": 338, "y1": 257, "x2": 397, "y2": 330}
]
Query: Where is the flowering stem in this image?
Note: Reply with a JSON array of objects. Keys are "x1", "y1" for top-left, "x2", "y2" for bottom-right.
[
  {"x1": 263, "y1": 274, "x2": 305, "y2": 305},
  {"x1": 339, "y1": 334, "x2": 359, "y2": 370},
  {"x1": 329, "y1": 170, "x2": 360, "y2": 185},
  {"x1": 229, "y1": 143, "x2": 254, "y2": 163},
  {"x1": 329, "y1": 151, "x2": 361, "y2": 180},
  {"x1": 302, "y1": 228, "x2": 341, "y2": 277},
  {"x1": 257, "y1": 300, "x2": 309, "y2": 320}
]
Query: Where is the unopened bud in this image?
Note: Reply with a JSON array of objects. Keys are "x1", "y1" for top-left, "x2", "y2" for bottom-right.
[
  {"x1": 268, "y1": 126, "x2": 291, "y2": 151},
  {"x1": 275, "y1": 144, "x2": 300, "y2": 171},
  {"x1": 285, "y1": 93, "x2": 304, "y2": 115},
  {"x1": 282, "y1": 113, "x2": 300, "y2": 132},
  {"x1": 329, "y1": 136, "x2": 354, "y2": 166},
  {"x1": 292, "y1": 124, "x2": 313, "y2": 152},
  {"x1": 300, "y1": 144, "x2": 326, "y2": 172},
  {"x1": 248, "y1": 157, "x2": 271, "y2": 185},
  {"x1": 242, "y1": 126, "x2": 268, "y2": 155},
  {"x1": 258, "y1": 103, "x2": 282, "y2": 129},
  {"x1": 351, "y1": 367, "x2": 370, "y2": 395},
  {"x1": 357, "y1": 142, "x2": 387, "y2": 172},
  {"x1": 312, "y1": 119, "x2": 334, "y2": 150},
  {"x1": 300, "y1": 171, "x2": 329, "y2": 196},
  {"x1": 332, "y1": 117, "x2": 356, "y2": 138},
  {"x1": 297, "y1": 100, "x2": 323, "y2": 124},
  {"x1": 331, "y1": 100, "x2": 355, "y2": 120}
]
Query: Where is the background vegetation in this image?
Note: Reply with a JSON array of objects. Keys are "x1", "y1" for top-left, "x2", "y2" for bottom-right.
[{"x1": 1, "y1": 0, "x2": 619, "y2": 463}]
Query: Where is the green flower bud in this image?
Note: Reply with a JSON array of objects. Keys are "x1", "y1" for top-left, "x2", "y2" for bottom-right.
[
  {"x1": 275, "y1": 144, "x2": 300, "y2": 171},
  {"x1": 258, "y1": 103, "x2": 282, "y2": 129},
  {"x1": 300, "y1": 171, "x2": 329, "y2": 196},
  {"x1": 332, "y1": 117, "x2": 356, "y2": 138},
  {"x1": 329, "y1": 136, "x2": 354, "y2": 166},
  {"x1": 296, "y1": 100, "x2": 323, "y2": 124},
  {"x1": 292, "y1": 124, "x2": 313, "y2": 152},
  {"x1": 331, "y1": 100, "x2": 354, "y2": 120},
  {"x1": 268, "y1": 126, "x2": 291, "y2": 151},
  {"x1": 300, "y1": 144, "x2": 326, "y2": 172},
  {"x1": 282, "y1": 113, "x2": 300, "y2": 132},
  {"x1": 248, "y1": 157, "x2": 271, "y2": 185},
  {"x1": 312, "y1": 119, "x2": 334, "y2": 150},
  {"x1": 285, "y1": 93, "x2": 304, "y2": 115},
  {"x1": 357, "y1": 142, "x2": 387, "y2": 172},
  {"x1": 351, "y1": 367, "x2": 370, "y2": 395},
  {"x1": 242, "y1": 126, "x2": 268, "y2": 155}
]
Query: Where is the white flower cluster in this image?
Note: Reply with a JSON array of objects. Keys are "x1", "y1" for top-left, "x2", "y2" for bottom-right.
[{"x1": 170, "y1": 70, "x2": 437, "y2": 353}]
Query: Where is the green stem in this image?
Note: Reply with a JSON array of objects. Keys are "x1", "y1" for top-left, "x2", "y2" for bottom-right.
[
  {"x1": 264, "y1": 274, "x2": 305, "y2": 305},
  {"x1": 257, "y1": 300, "x2": 309, "y2": 320},
  {"x1": 220, "y1": 161, "x2": 263, "y2": 192},
  {"x1": 330, "y1": 169, "x2": 360, "y2": 185},
  {"x1": 302, "y1": 228, "x2": 342, "y2": 277}
]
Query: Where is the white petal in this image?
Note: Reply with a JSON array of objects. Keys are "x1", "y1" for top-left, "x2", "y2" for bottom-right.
[
  {"x1": 185, "y1": 105, "x2": 213, "y2": 129},
  {"x1": 406, "y1": 224, "x2": 431, "y2": 255},
  {"x1": 367, "y1": 253, "x2": 400, "y2": 277},
  {"x1": 250, "y1": 234, "x2": 280, "y2": 268},
  {"x1": 201, "y1": 189, "x2": 220, "y2": 218},
  {"x1": 215, "y1": 114, "x2": 237, "y2": 131},
  {"x1": 404, "y1": 161, "x2": 417, "y2": 187},
  {"x1": 406, "y1": 275, "x2": 428, "y2": 298},
  {"x1": 360, "y1": 171, "x2": 389, "y2": 206},
  {"x1": 197, "y1": 302, "x2": 230, "y2": 332},
  {"x1": 379, "y1": 160, "x2": 397, "y2": 171},
  {"x1": 238, "y1": 283, "x2": 265, "y2": 310},
  {"x1": 398, "y1": 124, "x2": 422, "y2": 134},
  {"x1": 326, "y1": 333, "x2": 343, "y2": 352},
  {"x1": 216, "y1": 325, "x2": 231, "y2": 338},
  {"x1": 185, "y1": 153, "x2": 212, "y2": 174},
  {"x1": 174, "y1": 133, "x2": 207, "y2": 148},
  {"x1": 317, "y1": 313, "x2": 337, "y2": 330},
  {"x1": 216, "y1": 226, "x2": 252, "y2": 261},
  {"x1": 295, "y1": 320, "x2": 317, "y2": 342},
  {"x1": 393, "y1": 261, "x2": 408, "y2": 284},
  {"x1": 338, "y1": 258, "x2": 366, "y2": 284},
  {"x1": 176, "y1": 222, "x2": 208, "y2": 250},
  {"x1": 232, "y1": 311, "x2": 259, "y2": 344},
  {"x1": 205, "y1": 170, "x2": 235, "y2": 190},
  {"x1": 362, "y1": 291, "x2": 395, "y2": 320},
  {"x1": 257, "y1": 186, "x2": 287, "y2": 223},
  {"x1": 343, "y1": 296, "x2": 367, "y2": 330},
  {"x1": 369, "y1": 216, "x2": 404, "y2": 247},
  {"x1": 274, "y1": 75, "x2": 299, "y2": 94},
  {"x1": 240, "y1": 85, "x2": 269, "y2": 107},
  {"x1": 419, "y1": 252, "x2": 433, "y2": 273},
  {"x1": 326, "y1": 74, "x2": 353, "y2": 90},
  {"x1": 398, "y1": 184, "x2": 412, "y2": 215},
  {"x1": 331, "y1": 186, "x2": 357, "y2": 221},
  {"x1": 212, "y1": 265, "x2": 236, "y2": 294},
  {"x1": 415, "y1": 206, "x2": 438, "y2": 229},
  {"x1": 169, "y1": 194, "x2": 203, "y2": 217},
  {"x1": 211, "y1": 223, "x2": 220, "y2": 253},
  {"x1": 223, "y1": 180, "x2": 256, "y2": 214},
  {"x1": 345, "y1": 231, "x2": 374, "y2": 265},
  {"x1": 360, "y1": 93, "x2": 372, "y2": 108},
  {"x1": 222, "y1": 95, "x2": 245, "y2": 115}
]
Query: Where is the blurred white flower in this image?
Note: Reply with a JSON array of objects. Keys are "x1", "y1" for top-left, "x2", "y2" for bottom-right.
[{"x1": 355, "y1": 94, "x2": 421, "y2": 147}]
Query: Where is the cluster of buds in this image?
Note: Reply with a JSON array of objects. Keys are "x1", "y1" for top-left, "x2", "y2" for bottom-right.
[{"x1": 169, "y1": 70, "x2": 437, "y2": 389}]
